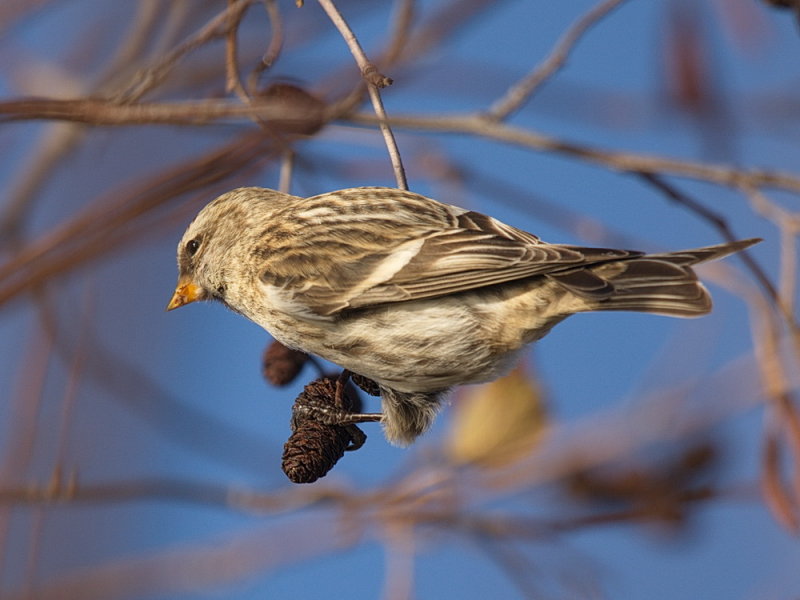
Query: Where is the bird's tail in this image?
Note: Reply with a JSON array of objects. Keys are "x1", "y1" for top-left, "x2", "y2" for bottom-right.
[{"x1": 546, "y1": 238, "x2": 761, "y2": 317}]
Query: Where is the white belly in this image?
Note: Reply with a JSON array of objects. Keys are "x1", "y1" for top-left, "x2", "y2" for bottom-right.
[{"x1": 261, "y1": 283, "x2": 567, "y2": 393}]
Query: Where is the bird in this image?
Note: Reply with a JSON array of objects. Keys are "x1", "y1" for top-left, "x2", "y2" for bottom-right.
[{"x1": 167, "y1": 186, "x2": 760, "y2": 446}]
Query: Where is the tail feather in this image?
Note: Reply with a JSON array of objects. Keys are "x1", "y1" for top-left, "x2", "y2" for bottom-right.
[
  {"x1": 645, "y1": 237, "x2": 761, "y2": 266},
  {"x1": 548, "y1": 238, "x2": 760, "y2": 318}
]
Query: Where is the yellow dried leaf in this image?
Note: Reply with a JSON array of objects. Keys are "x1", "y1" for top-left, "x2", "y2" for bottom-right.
[{"x1": 445, "y1": 364, "x2": 547, "y2": 467}]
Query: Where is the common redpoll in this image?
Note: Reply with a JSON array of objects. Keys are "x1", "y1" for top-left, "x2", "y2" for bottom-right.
[{"x1": 168, "y1": 187, "x2": 759, "y2": 445}]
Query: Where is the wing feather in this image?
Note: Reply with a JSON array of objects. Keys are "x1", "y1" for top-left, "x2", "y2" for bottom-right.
[{"x1": 257, "y1": 188, "x2": 637, "y2": 317}]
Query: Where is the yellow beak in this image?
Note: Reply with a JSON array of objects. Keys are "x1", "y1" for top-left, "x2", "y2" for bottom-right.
[{"x1": 167, "y1": 277, "x2": 204, "y2": 311}]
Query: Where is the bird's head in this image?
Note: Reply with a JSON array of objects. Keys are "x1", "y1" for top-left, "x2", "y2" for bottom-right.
[{"x1": 167, "y1": 187, "x2": 286, "y2": 311}]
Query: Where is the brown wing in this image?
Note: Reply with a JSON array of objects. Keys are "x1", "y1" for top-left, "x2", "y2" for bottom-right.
[
  {"x1": 258, "y1": 188, "x2": 637, "y2": 317},
  {"x1": 343, "y1": 228, "x2": 631, "y2": 310}
]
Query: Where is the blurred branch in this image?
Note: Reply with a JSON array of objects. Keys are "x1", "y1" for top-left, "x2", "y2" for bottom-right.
[
  {"x1": 0, "y1": 458, "x2": 726, "y2": 599},
  {"x1": 247, "y1": 0, "x2": 284, "y2": 94},
  {"x1": 381, "y1": 0, "x2": 415, "y2": 66},
  {"x1": 6, "y1": 514, "x2": 353, "y2": 600},
  {"x1": 0, "y1": 1, "x2": 798, "y2": 596},
  {"x1": 487, "y1": 0, "x2": 630, "y2": 120},
  {"x1": 8, "y1": 97, "x2": 800, "y2": 196},
  {"x1": 0, "y1": 338, "x2": 781, "y2": 596},
  {"x1": 750, "y1": 294, "x2": 800, "y2": 529},
  {"x1": 0, "y1": 1, "x2": 174, "y2": 247},
  {"x1": 0, "y1": 97, "x2": 323, "y2": 128},
  {"x1": 279, "y1": 149, "x2": 295, "y2": 193},
  {"x1": 113, "y1": 0, "x2": 258, "y2": 103},
  {"x1": 762, "y1": 421, "x2": 800, "y2": 531},
  {"x1": 0, "y1": 129, "x2": 276, "y2": 307},
  {"x1": 393, "y1": 0, "x2": 495, "y2": 63},
  {"x1": 225, "y1": 0, "x2": 251, "y2": 102},
  {"x1": 0, "y1": 0, "x2": 56, "y2": 34},
  {"x1": 0, "y1": 360, "x2": 755, "y2": 515},
  {"x1": 348, "y1": 112, "x2": 800, "y2": 194},
  {"x1": 744, "y1": 185, "x2": 800, "y2": 319},
  {"x1": 0, "y1": 477, "x2": 314, "y2": 511}
]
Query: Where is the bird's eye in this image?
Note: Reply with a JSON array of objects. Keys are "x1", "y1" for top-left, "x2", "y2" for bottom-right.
[{"x1": 186, "y1": 239, "x2": 201, "y2": 256}]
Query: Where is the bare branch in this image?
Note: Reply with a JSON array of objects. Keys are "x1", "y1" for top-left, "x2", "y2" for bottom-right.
[
  {"x1": 0, "y1": 3, "x2": 796, "y2": 595},
  {"x1": 0, "y1": 97, "x2": 323, "y2": 130},
  {"x1": 487, "y1": 0, "x2": 630, "y2": 121},
  {"x1": 247, "y1": 0, "x2": 285, "y2": 94},
  {"x1": 316, "y1": 0, "x2": 408, "y2": 189},
  {"x1": 347, "y1": 111, "x2": 800, "y2": 194},
  {"x1": 114, "y1": 0, "x2": 257, "y2": 103},
  {"x1": 279, "y1": 150, "x2": 295, "y2": 194},
  {"x1": 224, "y1": 0, "x2": 251, "y2": 102}
]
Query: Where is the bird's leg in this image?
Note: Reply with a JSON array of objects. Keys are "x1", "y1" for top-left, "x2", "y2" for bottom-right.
[
  {"x1": 292, "y1": 369, "x2": 384, "y2": 427},
  {"x1": 292, "y1": 397, "x2": 383, "y2": 424},
  {"x1": 336, "y1": 369, "x2": 384, "y2": 425}
]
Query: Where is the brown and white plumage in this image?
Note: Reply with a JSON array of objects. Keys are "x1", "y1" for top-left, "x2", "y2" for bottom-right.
[{"x1": 168, "y1": 186, "x2": 760, "y2": 445}]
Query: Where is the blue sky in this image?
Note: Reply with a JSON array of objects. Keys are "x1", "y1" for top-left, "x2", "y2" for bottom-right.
[{"x1": 1, "y1": 1, "x2": 799, "y2": 598}]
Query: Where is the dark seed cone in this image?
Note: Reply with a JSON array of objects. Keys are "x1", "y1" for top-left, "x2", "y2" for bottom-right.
[
  {"x1": 259, "y1": 82, "x2": 325, "y2": 136},
  {"x1": 350, "y1": 372, "x2": 381, "y2": 396},
  {"x1": 282, "y1": 377, "x2": 365, "y2": 483},
  {"x1": 263, "y1": 341, "x2": 308, "y2": 386},
  {"x1": 282, "y1": 418, "x2": 353, "y2": 483}
]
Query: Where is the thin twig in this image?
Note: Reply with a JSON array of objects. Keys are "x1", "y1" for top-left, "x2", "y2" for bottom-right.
[
  {"x1": 315, "y1": 0, "x2": 393, "y2": 87},
  {"x1": 11, "y1": 95, "x2": 800, "y2": 198},
  {"x1": 0, "y1": 326, "x2": 53, "y2": 583},
  {"x1": 381, "y1": 0, "x2": 415, "y2": 65},
  {"x1": 744, "y1": 185, "x2": 800, "y2": 316},
  {"x1": 224, "y1": 3, "x2": 310, "y2": 153},
  {"x1": 762, "y1": 423, "x2": 800, "y2": 531},
  {"x1": 487, "y1": 0, "x2": 629, "y2": 121},
  {"x1": 225, "y1": 0, "x2": 251, "y2": 102},
  {"x1": 316, "y1": 0, "x2": 408, "y2": 189},
  {"x1": 279, "y1": 150, "x2": 295, "y2": 194},
  {"x1": 114, "y1": 0, "x2": 257, "y2": 103},
  {"x1": 394, "y1": 0, "x2": 496, "y2": 64},
  {"x1": 0, "y1": 131, "x2": 278, "y2": 308},
  {"x1": 347, "y1": 111, "x2": 800, "y2": 194},
  {"x1": 365, "y1": 85, "x2": 408, "y2": 190},
  {"x1": 0, "y1": 1, "x2": 168, "y2": 248},
  {"x1": 223, "y1": 0, "x2": 296, "y2": 147},
  {"x1": 380, "y1": 524, "x2": 416, "y2": 600},
  {"x1": 642, "y1": 173, "x2": 800, "y2": 531},
  {"x1": 0, "y1": 97, "x2": 323, "y2": 128},
  {"x1": 475, "y1": 537, "x2": 544, "y2": 599},
  {"x1": 740, "y1": 187, "x2": 800, "y2": 350},
  {"x1": 248, "y1": 0, "x2": 284, "y2": 94}
]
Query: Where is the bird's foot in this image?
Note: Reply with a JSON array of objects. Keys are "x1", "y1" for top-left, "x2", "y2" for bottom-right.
[
  {"x1": 292, "y1": 396, "x2": 383, "y2": 426},
  {"x1": 292, "y1": 395, "x2": 380, "y2": 452},
  {"x1": 291, "y1": 369, "x2": 382, "y2": 451}
]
